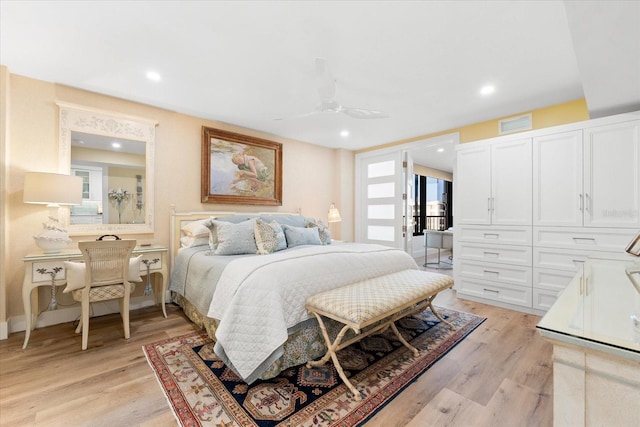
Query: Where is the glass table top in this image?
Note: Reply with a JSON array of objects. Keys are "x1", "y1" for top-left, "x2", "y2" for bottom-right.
[{"x1": 537, "y1": 252, "x2": 640, "y2": 357}]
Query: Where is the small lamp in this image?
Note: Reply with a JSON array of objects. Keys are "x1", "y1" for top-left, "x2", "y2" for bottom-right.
[
  {"x1": 327, "y1": 202, "x2": 342, "y2": 223},
  {"x1": 24, "y1": 172, "x2": 83, "y2": 253}
]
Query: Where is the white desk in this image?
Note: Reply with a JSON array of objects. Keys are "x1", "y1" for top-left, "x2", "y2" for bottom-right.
[
  {"x1": 22, "y1": 245, "x2": 168, "y2": 349},
  {"x1": 424, "y1": 229, "x2": 453, "y2": 269}
]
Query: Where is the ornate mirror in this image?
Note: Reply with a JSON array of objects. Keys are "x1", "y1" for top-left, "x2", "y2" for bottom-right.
[{"x1": 58, "y1": 102, "x2": 157, "y2": 235}]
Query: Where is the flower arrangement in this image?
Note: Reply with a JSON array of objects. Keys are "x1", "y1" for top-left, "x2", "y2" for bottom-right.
[
  {"x1": 108, "y1": 188, "x2": 131, "y2": 223},
  {"x1": 108, "y1": 188, "x2": 131, "y2": 203}
]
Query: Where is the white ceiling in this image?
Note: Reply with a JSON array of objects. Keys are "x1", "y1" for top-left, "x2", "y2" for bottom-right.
[{"x1": 1, "y1": 1, "x2": 639, "y2": 173}]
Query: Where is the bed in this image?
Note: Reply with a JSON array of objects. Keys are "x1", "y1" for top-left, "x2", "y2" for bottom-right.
[{"x1": 169, "y1": 209, "x2": 422, "y2": 383}]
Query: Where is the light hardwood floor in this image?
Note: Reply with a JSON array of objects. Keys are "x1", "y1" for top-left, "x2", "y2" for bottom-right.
[{"x1": 0, "y1": 256, "x2": 553, "y2": 427}]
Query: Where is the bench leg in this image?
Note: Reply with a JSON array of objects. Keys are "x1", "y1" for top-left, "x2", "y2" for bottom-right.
[
  {"x1": 307, "y1": 312, "x2": 362, "y2": 401},
  {"x1": 426, "y1": 296, "x2": 455, "y2": 330},
  {"x1": 390, "y1": 322, "x2": 419, "y2": 357}
]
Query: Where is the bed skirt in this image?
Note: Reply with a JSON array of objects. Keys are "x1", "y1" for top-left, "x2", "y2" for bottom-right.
[{"x1": 174, "y1": 294, "x2": 350, "y2": 380}]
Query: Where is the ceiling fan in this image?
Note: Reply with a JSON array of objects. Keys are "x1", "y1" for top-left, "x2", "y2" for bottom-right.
[{"x1": 275, "y1": 58, "x2": 389, "y2": 120}]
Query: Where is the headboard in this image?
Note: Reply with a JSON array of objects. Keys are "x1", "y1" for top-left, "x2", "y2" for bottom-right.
[{"x1": 169, "y1": 206, "x2": 304, "y2": 269}]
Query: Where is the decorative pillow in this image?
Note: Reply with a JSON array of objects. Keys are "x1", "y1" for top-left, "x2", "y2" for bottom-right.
[
  {"x1": 181, "y1": 218, "x2": 211, "y2": 237},
  {"x1": 254, "y1": 218, "x2": 287, "y2": 254},
  {"x1": 282, "y1": 224, "x2": 322, "y2": 247},
  {"x1": 63, "y1": 255, "x2": 143, "y2": 293},
  {"x1": 204, "y1": 216, "x2": 253, "y2": 251},
  {"x1": 180, "y1": 235, "x2": 209, "y2": 248},
  {"x1": 212, "y1": 219, "x2": 258, "y2": 255},
  {"x1": 306, "y1": 220, "x2": 332, "y2": 245}
]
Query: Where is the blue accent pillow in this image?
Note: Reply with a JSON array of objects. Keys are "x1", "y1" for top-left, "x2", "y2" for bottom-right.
[
  {"x1": 211, "y1": 219, "x2": 258, "y2": 255},
  {"x1": 282, "y1": 224, "x2": 322, "y2": 247}
]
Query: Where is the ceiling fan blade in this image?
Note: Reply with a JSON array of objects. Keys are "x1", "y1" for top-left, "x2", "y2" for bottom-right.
[
  {"x1": 315, "y1": 57, "x2": 336, "y2": 103},
  {"x1": 341, "y1": 107, "x2": 390, "y2": 119},
  {"x1": 273, "y1": 110, "x2": 320, "y2": 121}
]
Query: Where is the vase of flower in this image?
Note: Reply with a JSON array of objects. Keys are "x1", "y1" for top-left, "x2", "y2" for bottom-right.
[{"x1": 108, "y1": 188, "x2": 131, "y2": 224}]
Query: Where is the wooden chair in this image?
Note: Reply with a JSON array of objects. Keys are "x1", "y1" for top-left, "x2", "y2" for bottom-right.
[{"x1": 72, "y1": 239, "x2": 137, "y2": 350}]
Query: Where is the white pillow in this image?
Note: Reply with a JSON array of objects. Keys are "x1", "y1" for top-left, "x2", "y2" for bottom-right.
[
  {"x1": 181, "y1": 218, "x2": 211, "y2": 237},
  {"x1": 63, "y1": 255, "x2": 143, "y2": 293},
  {"x1": 180, "y1": 235, "x2": 210, "y2": 248}
]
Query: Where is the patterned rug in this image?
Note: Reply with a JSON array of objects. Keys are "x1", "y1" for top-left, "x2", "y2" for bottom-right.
[{"x1": 144, "y1": 307, "x2": 485, "y2": 426}]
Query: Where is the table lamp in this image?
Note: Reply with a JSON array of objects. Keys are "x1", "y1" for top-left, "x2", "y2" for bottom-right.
[
  {"x1": 327, "y1": 203, "x2": 342, "y2": 223},
  {"x1": 23, "y1": 172, "x2": 83, "y2": 253}
]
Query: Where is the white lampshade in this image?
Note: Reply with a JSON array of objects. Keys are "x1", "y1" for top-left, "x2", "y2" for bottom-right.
[
  {"x1": 24, "y1": 172, "x2": 83, "y2": 253},
  {"x1": 327, "y1": 203, "x2": 342, "y2": 223},
  {"x1": 24, "y1": 172, "x2": 83, "y2": 206}
]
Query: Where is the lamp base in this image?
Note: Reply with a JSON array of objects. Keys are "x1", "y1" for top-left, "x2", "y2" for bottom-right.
[{"x1": 34, "y1": 230, "x2": 71, "y2": 253}]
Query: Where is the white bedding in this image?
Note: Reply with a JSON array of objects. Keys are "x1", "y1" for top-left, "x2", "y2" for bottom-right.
[{"x1": 207, "y1": 243, "x2": 419, "y2": 382}]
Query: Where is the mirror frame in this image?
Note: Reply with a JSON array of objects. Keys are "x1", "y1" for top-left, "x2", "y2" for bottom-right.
[{"x1": 57, "y1": 102, "x2": 157, "y2": 235}]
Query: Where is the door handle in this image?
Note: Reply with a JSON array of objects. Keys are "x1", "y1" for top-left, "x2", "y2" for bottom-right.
[
  {"x1": 585, "y1": 193, "x2": 591, "y2": 213},
  {"x1": 579, "y1": 194, "x2": 583, "y2": 211}
]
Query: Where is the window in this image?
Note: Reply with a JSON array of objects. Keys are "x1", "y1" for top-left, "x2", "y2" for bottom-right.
[{"x1": 413, "y1": 175, "x2": 452, "y2": 235}]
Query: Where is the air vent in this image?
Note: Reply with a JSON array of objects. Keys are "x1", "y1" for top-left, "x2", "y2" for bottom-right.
[{"x1": 499, "y1": 113, "x2": 532, "y2": 135}]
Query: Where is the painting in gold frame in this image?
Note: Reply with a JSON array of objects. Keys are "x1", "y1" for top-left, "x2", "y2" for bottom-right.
[{"x1": 201, "y1": 127, "x2": 283, "y2": 205}]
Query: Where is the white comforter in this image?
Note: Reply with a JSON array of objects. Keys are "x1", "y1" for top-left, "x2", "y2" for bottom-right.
[{"x1": 207, "y1": 243, "x2": 419, "y2": 382}]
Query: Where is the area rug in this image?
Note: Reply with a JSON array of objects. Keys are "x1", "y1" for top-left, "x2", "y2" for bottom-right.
[{"x1": 144, "y1": 307, "x2": 485, "y2": 427}]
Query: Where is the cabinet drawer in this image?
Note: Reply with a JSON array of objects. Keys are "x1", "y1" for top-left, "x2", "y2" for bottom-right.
[
  {"x1": 533, "y1": 227, "x2": 638, "y2": 251},
  {"x1": 533, "y1": 287, "x2": 564, "y2": 312},
  {"x1": 457, "y1": 277, "x2": 532, "y2": 308},
  {"x1": 457, "y1": 260, "x2": 531, "y2": 287},
  {"x1": 533, "y1": 247, "x2": 591, "y2": 272},
  {"x1": 457, "y1": 225, "x2": 532, "y2": 246},
  {"x1": 32, "y1": 261, "x2": 67, "y2": 282},
  {"x1": 458, "y1": 242, "x2": 532, "y2": 266},
  {"x1": 533, "y1": 267, "x2": 576, "y2": 292},
  {"x1": 138, "y1": 253, "x2": 163, "y2": 272}
]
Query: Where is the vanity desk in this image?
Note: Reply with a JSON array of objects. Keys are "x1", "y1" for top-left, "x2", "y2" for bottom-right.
[
  {"x1": 537, "y1": 252, "x2": 640, "y2": 426},
  {"x1": 22, "y1": 245, "x2": 168, "y2": 349}
]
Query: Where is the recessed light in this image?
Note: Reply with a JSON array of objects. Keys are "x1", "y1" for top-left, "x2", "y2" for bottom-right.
[
  {"x1": 340, "y1": 130, "x2": 349, "y2": 137},
  {"x1": 146, "y1": 71, "x2": 162, "y2": 82},
  {"x1": 111, "y1": 142, "x2": 121, "y2": 149},
  {"x1": 480, "y1": 84, "x2": 495, "y2": 96},
  {"x1": 437, "y1": 148, "x2": 445, "y2": 153}
]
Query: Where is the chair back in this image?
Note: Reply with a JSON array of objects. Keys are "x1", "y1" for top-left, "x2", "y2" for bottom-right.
[{"x1": 78, "y1": 240, "x2": 136, "y2": 287}]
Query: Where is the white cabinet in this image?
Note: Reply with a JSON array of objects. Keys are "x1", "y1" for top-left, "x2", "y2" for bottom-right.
[
  {"x1": 72, "y1": 166, "x2": 103, "y2": 201},
  {"x1": 533, "y1": 131, "x2": 583, "y2": 226},
  {"x1": 533, "y1": 120, "x2": 640, "y2": 228},
  {"x1": 584, "y1": 120, "x2": 640, "y2": 228},
  {"x1": 456, "y1": 138, "x2": 531, "y2": 226},
  {"x1": 455, "y1": 138, "x2": 532, "y2": 309},
  {"x1": 455, "y1": 112, "x2": 640, "y2": 315},
  {"x1": 456, "y1": 145, "x2": 491, "y2": 224}
]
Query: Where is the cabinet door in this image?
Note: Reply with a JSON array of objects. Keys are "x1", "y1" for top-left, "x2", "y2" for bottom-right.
[
  {"x1": 455, "y1": 145, "x2": 491, "y2": 224},
  {"x1": 533, "y1": 131, "x2": 583, "y2": 226},
  {"x1": 491, "y1": 138, "x2": 532, "y2": 225},
  {"x1": 584, "y1": 120, "x2": 640, "y2": 228}
]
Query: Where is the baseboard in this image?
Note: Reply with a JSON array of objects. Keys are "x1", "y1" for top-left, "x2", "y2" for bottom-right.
[
  {"x1": 0, "y1": 321, "x2": 7, "y2": 340},
  {"x1": 7, "y1": 295, "x2": 165, "y2": 335}
]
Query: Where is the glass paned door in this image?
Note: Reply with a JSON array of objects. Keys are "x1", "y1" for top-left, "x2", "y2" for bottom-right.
[{"x1": 356, "y1": 151, "x2": 403, "y2": 248}]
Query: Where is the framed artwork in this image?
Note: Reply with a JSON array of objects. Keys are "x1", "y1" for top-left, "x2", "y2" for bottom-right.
[{"x1": 201, "y1": 127, "x2": 283, "y2": 205}]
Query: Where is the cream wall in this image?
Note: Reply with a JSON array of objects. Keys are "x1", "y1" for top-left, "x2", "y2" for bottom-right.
[
  {"x1": 1, "y1": 66, "x2": 9, "y2": 339},
  {"x1": 3, "y1": 70, "x2": 352, "y2": 330},
  {"x1": 358, "y1": 98, "x2": 590, "y2": 154}
]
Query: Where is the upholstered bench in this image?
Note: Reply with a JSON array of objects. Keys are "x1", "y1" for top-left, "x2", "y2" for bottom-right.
[{"x1": 305, "y1": 269, "x2": 454, "y2": 400}]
